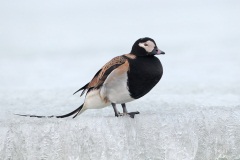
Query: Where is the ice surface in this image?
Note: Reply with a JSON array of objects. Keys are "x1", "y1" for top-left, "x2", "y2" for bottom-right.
[
  {"x1": 1, "y1": 0, "x2": 240, "y2": 159},
  {"x1": 1, "y1": 107, "x2": 240, "y2": 160}
]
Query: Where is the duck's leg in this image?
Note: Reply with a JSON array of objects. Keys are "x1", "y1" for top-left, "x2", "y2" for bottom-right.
[
  {"x1": 112, "y1": 103, "x2": 121, "y2": 117},
  {"x1": 121, "y1": 103, "x2": 140, "y2": 118},
  {"x1": 121, "y1": 103, "x2": 128, "y2": 114}
]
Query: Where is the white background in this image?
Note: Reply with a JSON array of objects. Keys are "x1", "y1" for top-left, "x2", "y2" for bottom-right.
[{"x1": 0, "y1": 0, "x2": 240, "y2": 159}]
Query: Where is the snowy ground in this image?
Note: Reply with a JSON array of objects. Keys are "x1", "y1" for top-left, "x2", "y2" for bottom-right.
[{"x1": 1, "y1": 0, "x2": 240, "y2": 160}]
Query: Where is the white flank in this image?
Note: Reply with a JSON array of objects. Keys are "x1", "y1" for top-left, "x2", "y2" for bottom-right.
[
  {"x1": 84, "y1": 89, "x2": 110, "y2": 109},
  {"x1": 101, "y1": 70, "x2": 134, "y2": 104}
]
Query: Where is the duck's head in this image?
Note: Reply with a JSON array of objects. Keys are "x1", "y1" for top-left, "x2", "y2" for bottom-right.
[{"x1": 131, "y1": 37, "x2": 165, "y2": 56}]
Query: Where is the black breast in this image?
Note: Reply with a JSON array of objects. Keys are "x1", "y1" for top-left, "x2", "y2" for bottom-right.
[{"x1": 127, "y1": 56, "x2": 163, "y2": 99}]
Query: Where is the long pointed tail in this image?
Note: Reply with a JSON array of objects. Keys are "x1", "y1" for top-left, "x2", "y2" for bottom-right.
[{"x1": 15, "y1": 104, "x2": 84, "y2": 119}]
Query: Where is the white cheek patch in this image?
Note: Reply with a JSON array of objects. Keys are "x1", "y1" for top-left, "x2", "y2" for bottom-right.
[
  {"x1": 138, "y1": 43, "x2": 145, "y2": 48},
  {"x1": 138, "y1": 40, "x2": 155, "y2": 53}
]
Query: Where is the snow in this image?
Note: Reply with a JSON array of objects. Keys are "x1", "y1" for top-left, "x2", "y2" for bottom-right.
[{"x1": 1, "y1": 0, "x2": 240, "y2": 159}]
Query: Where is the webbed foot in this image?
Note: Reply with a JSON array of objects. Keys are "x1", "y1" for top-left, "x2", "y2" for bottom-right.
[
  {"x1": 127, "y1": 111, "x2": 140, "y2": 118},
  {"x1": 115, "y1": 111, "x2": 121, "y2": 117}
]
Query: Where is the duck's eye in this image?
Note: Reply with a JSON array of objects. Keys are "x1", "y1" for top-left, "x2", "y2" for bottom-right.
[{"x1": 144, "y1": 43, "x2": 148, "y2": 46}]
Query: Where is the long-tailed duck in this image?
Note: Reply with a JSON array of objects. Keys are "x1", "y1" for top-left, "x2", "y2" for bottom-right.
[{"x1": 17, "y1": 37, "x2": 165, "y2": 118}]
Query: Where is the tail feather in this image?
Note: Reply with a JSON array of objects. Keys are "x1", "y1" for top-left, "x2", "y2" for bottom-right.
[
  {"x1": 72, "y1": 106, "x2": 85, "y2": 119},
  {"x1": 15, "y1": 104, "x2": 84, "y2": 119},
  {"x1": 56, "y1": 104, "x2": 84, "y2": 118},
  {"x1": 14, "y1": 114, "x2": 55, "y2": 118},
  {"x1": 73, "y1": 83, "x2": 89, "y2": 96}
]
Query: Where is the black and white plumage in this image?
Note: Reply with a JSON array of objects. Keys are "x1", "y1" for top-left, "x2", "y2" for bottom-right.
[{"x1": 17, "y1": 37, "x2": 165, "y2": 119}]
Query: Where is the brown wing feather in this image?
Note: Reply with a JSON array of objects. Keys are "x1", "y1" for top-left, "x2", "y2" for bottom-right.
[
  {"x1": 88, "y1": 56, "x2": 126, "y2": 88},
  {"x1": 74, "y1": 55, "x2": 127, "y2": 96}
]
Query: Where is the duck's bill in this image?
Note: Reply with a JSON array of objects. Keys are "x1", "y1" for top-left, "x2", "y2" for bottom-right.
[{"x1": 150, "y1": 47, "x2": 165, "y2": 55}]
